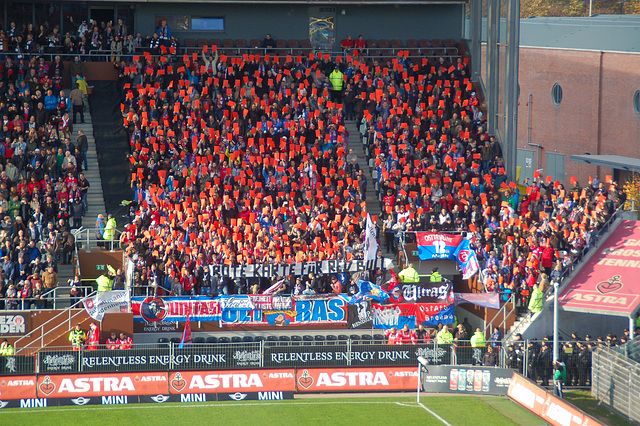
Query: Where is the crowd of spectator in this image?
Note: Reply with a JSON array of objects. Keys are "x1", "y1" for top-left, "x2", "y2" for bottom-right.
[
  {"x1": 112, "y1": 32, "x2": 625, "y2": 301},
  {"x1": 0, "y1": 49, "x2": 92, "y2": 309}
]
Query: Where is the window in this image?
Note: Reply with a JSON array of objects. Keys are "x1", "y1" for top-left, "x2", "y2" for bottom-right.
[
  {"x1": 634, "y1": 90, "x2": 640, "y2": 114},
  {"x1": 191, "y1": 17, "x2": 224, "y2": 32},
  {"x1": 552, "y1": 83, "x2": 563, "y2": 106}
]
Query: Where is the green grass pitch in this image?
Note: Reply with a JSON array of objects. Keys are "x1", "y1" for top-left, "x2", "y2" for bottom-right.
[{"x1": 0, "y1": 396, "x2": 546, "y2": 425}]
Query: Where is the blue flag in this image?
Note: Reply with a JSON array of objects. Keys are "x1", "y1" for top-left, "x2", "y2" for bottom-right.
[{"x1": 454, "y1": 239, "x2": 480, "y2": 280}]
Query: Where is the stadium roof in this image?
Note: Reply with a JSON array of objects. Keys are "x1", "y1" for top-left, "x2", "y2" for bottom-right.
[
  {"x1": 520, "y1": 15, "x2": 640, "y2": 53},
  {"x1": 570, "y1": 154, "x2": 640, "y2": 172}
]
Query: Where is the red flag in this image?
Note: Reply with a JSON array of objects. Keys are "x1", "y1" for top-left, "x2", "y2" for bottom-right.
[{"x1": 179, "y1": 311, "x2": 192, "y2": 348}]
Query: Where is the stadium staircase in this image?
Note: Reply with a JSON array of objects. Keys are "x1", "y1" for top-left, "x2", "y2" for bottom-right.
[
  {"x1": 499, "y1": 212, "x2": 624, "y2": 343},
  {"x1": 56, "y1": 94, "x2": 108, "y2": 302},
  {"x1": 13, "y1": 306, "x2": 94, "y2": 355},
  {"x1": 345, "y1": 120, "x2": 390, "y2": 256}
]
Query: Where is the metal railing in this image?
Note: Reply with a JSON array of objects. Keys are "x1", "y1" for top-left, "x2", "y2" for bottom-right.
[
  {"x1": 0, "y1": 46, "x2": 461, "y2": 63},
  {"x1": 0, "y1": 288, "x2": 92, "y2": 311},
  {"x1": 483, "y1": 294, "x2": 517, "y2": 337},
  {"x1": 13, "y1": 296, "x2": 96, "y2": 354},
  {"x1": 73, "y1": 226, "x2": 123, "y2": 252},
  {"x1": 492, "y1": 206, "x2": 623, "y2": 342}
]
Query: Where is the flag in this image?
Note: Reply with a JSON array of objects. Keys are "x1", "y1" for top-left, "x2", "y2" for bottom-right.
[
  {"x1": 384, "y1": 270, "x2": 402, "y2": 303},
  {"x1": 178, "y1": 311, "x2": 192, "y2": 348},
  {"x1": 264, "y1": 278, "x2": 285, "y2": 294},
  {"x1": 372, "y1": 303, "x2": 416, "y2": 329},
  {"x1": 364, "y1": 214, "x2": 378, "y2": 261},
  {"x1": 416, "y1": 303, "x2": 455, "y2": 326},
  {"x1": 82, "y1": 290, "x2": 130, "y2": 321},
  {"x1": 454, "y1": 239, "x2": 480, "y2": 279},
  {"x1": 416, "y1": 232, "x2": 463, "y2": 260},
  {"x1": 453, "y1": 292, "x2": 500, "y2": 309},
  {"x1": 356, "y1": 280, "x2": 389, "y2": 304},
  {"x1": 340, "y1": 280, "x2": 389, "y2": 305}
]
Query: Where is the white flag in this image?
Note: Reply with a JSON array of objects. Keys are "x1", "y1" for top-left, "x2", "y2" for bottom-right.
[
  {"x1": 82, "y1": 290, "x2": 130, "y2": 321},
  {"x1": 364, "y1": 214, "x2": 378, "y2": 261}
]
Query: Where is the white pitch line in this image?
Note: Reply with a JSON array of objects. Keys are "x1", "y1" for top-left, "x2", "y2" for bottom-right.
[
  {"x1": 418, "y1": 402, "x2": 453, "y2": 426},
  {"x1": 0, "y1": 400, "x2": 408, "y2": 415}
]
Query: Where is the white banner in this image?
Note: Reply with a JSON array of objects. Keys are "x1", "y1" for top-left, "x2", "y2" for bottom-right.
[
  {"x1": 82, "y1": 290, "x2": 131, "y2": 321},
  {"x1": 364, "y1": 214, "x2": 378, "y2": 262}
]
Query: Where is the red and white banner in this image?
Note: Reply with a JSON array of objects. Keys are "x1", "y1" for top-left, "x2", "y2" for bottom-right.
[
  {"x1": 168, "y1": 370, "x2": 296, "y2": 394},
  {"x1": 0, "y1": 376, "x2": 37, "y2": 400},
  {"x1": 508, "y1": 373, "x2": 603, "y2": 426},
  {"x1": 559, "y1": 220, "x2": 640, "y2": 316},
  {"x1": 36, "y1": 373, "x2": 168, "y2": 398},
  {"x1": 296, "y1": 367, "x2": 418, "y2": 392}
]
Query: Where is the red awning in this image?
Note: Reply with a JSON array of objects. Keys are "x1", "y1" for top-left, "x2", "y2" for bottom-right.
[{"x1": 559, "y1": 220, "x2": 640, "y2": 317}]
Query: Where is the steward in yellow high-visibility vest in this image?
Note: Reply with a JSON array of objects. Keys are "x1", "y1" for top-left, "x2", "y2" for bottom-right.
[
  {"x1": 470, "y1": 329, "x2": 486, "y2": 347},
  {"x1": 329, "y1": 67, "x2": 344, "y2": 102},
  {"x1": 97, "y1": 265, "x2": 116, "y2": 293},
  {"x1": 398, "y1": 264, "x2": 420, "y2": 283}
]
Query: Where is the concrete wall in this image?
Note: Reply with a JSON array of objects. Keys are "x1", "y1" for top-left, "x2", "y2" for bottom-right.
[
  {"x1": 134, "y1": 3, "x2": 463, "y2": 44},
  {"x1": 517, "y1": 47, "x2": 640, "y2": 186}
]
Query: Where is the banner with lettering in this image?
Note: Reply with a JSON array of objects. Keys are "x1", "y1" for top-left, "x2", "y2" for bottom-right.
[
  {"x1": 416, "y1": 233, "x2": 463, "y2": 260},
  {"x1": 209, "y1": 258, "x2": 392, "y2": 279},
  {"x1": 371, "y1": 303, "x2": 416, "y2": 330},
  {"x1": 416, "y1": 303, "x2": 455, "y2": 326},
  {"x1": 220, "y1": 296, "x2": 348, "y2": 327},
  {"x1": 131, "y1": 297, "x2": 221, "y2": 323},
  {"x1": 386, "y1": 280, "x2": 453, "y2": 304}
]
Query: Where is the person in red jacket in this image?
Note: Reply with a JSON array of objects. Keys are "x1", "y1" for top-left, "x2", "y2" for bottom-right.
[
  {"x1": 106, "y1": 332, "x2": 119, "y2": 349},
  {"x1": 86, "y1": 322, "x2": 99, "y2": 350},
  {"x1": 399, "y1": 324, "x2": 417, "y2": 344},
  {"x1": 385, "y1": 327, "x2": 399, "y2": 345},
  {"x1": 118, "y1": 332, "x2": 133, "y2": 350}
]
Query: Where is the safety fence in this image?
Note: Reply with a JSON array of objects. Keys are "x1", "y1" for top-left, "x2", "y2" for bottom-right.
[
  {"x1": 2, "y1": 341, "x2": 507, "y2": 375},
  {"x1": 592, "y1": 345, "x2": 640, "y2": 424}
]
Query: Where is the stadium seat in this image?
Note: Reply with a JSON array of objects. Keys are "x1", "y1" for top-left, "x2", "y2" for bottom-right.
[
  {"x1": 253, "y1": 336, "x2": 265, "y2": 343},
  {"x1": 314, "y1": 335, "x2": 326, "y2": 342},
  {"x1": 210, "y1": 39, "x2": 222, "y2": 47},
  {"x1": 300, "y1": 39, "x2": 312, "y2": 55},
  {"x1": 303, "y1": 335, "x2": 314, "y2": 346},
  {"x1": 249, "y1": 39, "x2": 261, "y2": 49},
  {"x1": 266, "y1": 335, "x2": 278, "y2": 341},
  {"x1": 337, "y1": 335, "x2": 349, "y2": 342},
  {"x1": 206, "y1": 336, "x2": 219, "y2": 344},
  {"x1": 275, "y1": 39, "x2": 286, "y2": 50},
  {"x1": 373, "y1": 334, "x2": 385, "y2": 342},
  {"x1": 444, "y1": 39, "x2": 457, "y2": 47},
  {"x1": 325, "y1": 335, "x2": 338, "y2": 346},
  {"x1": 158, "y1": 337, "x2": 170, "y2": 348},
  {"x1": 183, "y1": 38, "x2": 196, "y2": 48},
  {"x1": 432, "y1": 39, "x2": 444, "y2": 48},
  {"x1": 197, "y1": 38, "x2": 208, "y2": 47},
  {"x1": 290, "y1": 335, "x2": 302, "y2": 346},
  {"x1": 366, "y1": 39, "x2": 377, "y2": 49},
  {"x1": 419, "y1": 39, "x2": 432, "y2": 54},
  {"x1": 360, "y1": 335, "x2": 372, "y2": 345},
  {"x1": 407, "y1": 39, "x2": 419, "y2": 48},
  {"x1": 242, "y1": 336, "x2": 254, "y2": 343},
  {"x1": 235, "y1": 39, "x2": 248, "y2": 55},
  {"x1": 278, "y1": 335, "x2": 291, "y2": 342},
  {"x1": 349, "y1": 334, "x2": 361, "y2": 343},
  {"x1": 169, "y1": 337, "x2": 181, "y2": 346},
  {"x1": 193, "y1": 337, "x2": 205, "y2": 345},
  {"x1": 390, "y1": 39, "x2": 402, "y2": 49},
  {"x1": 218, "y1": 337, "x2": 231, "y2": 344},
  {"x1": 231, "y1": 336, "x2": 242, "y2": 343},
  {"x1": 222, "y1": 38, "x2": 234, "y2": 54},
  {"x1": 287, "y1": 39, "x2": 299, "y2": 48}
]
